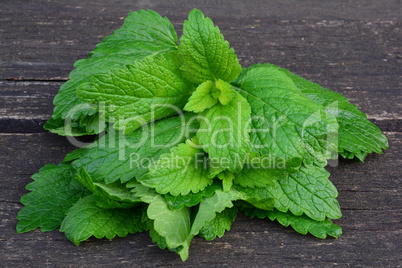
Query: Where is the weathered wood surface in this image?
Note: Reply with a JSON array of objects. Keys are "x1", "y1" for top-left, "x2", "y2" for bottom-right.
[{"x1": 0, "y1": 0, "x2": 401, "y2": 266}]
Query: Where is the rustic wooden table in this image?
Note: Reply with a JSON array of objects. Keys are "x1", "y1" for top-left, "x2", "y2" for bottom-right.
[{"x1": 1, "y1": 0, "x2": 401, "y2": 266}]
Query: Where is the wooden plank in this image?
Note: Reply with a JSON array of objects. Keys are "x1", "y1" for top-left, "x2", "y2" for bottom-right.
[
  {"x1": 1, "y1": 1, "x2": 400, "y2": 86},
  {"x1": 0, "y1": 81, "x2": 399, "y2": 132},
  {"x1": 1, "y1": 0, "x2": 401, "y2": 266},
  {"x1": 1, "y1": 0, "x2": 400, "y2": 133},
  {"x1": 0, "y1": 132, "x2": 400, "y2": 266},
  {"x1": 0, "y1": 82, "x2": 62, "y2": 115},
  {"x1": 0, "y1": 80, "x2": 402, "y2": 124},
  {"x1": 1, "y1": 0, "x2": 401, "y2": 84}
]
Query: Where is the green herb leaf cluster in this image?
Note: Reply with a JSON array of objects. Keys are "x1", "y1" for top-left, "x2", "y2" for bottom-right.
[{"x1": 17, "y1": 9, "x2": 388, "y2": 261}]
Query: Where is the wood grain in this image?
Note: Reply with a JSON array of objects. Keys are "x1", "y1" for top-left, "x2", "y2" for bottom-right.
[
  {"x1": 1, "y1": 0, "x2": 400, "y2": 131},
  {"x1": 0, "y1": 81, "x2": 400, "y2": 133},
  {"x1": 0, "y1": 0, "x2": 401, "y2": 266},
  {"x1": 0, "y1": 132, "x2": 400, "y2": 266}
]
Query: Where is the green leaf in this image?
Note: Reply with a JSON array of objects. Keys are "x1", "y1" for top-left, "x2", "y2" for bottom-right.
[
  {"x1": 16, "y1": 164, "x2": 89, "y2": 233},
  {"x1": 77, "y1": 51, "x2": 194, "y2": 133},
  {"x1": 340, "y1": 150, "x2": 368, "y2": 162},
  {"x1": 143, "y1": 209, "x2": 185, "y2": 252},
  {"x1": 283, "y1": 67, "x2": 388, "y2": 160},
  {"x1": 216, "y1": 79, "x2": 237, "y2": 105},
  {"x1": 184, "y1": 80, "x2": 218, "y2": 113},
  {"x1": 184, "y1": 79, "x2": 238, "y2": 113},
  {"x1": 63, "y1": 148, "x2": 87, "y2": 163},
  {"x1": 190, "y1": 189, "x2": 244, "y2": 236},
  {"x1": 140, "y1": 139, "x2": 213, "y2": 196},
  {"x1": 232, "y1": 185, "x2": 275, "y2": 211},
  {"x1": 217, "y1": 170, "x2": 235, "y2": 192},
  {"x1": 75, "y1": 168, "x2": 138, "y2": 203},
  {"x1": 60, "y1": 195, "x2": 146, "y2": 245},
  {"x1": 148, "y1": 222, "x2": 168, "y2": 250},
  {"x1": 165, "y1": 192, "x2": 204, "y2": 210},
  {"x1": 44, "y1": 113, "x2": 106, "y2": 137},
  {"x1": 232, "y1": 66, "x2": 339, "y2": 167},
  {"x1": 147, "y1": 195, "x2": 191, "y2": 261},
  {"x1": 197, "y1": 92, "x2": 252, "y2": 173},
  {"x1": 147, "y1": 189, "x2": 243, "y2": 260},
  {"x1": 233, "y1": 155, "x2": 302, "y2": 188},
  {"x1": 164, "y1": 182, "x2": 221, "y2": 210},
  {"x1": 71, "y1": 113, "x2": 199, "y2": 184},
  {"x1": 47, "y1": 10, "x2": 178, "y2": 135},
  {"x1": 259, "y1": 165, "x2": 342, "y2": 221},
  {"x1": 198, "y1": 207, "x2": 238, "y2": 240},
  {"x1": 179, "y1": 9, "x2": 241, "y2": 84},
  {"x1": 268, "y1": 210, "x2": 342, "y2": 239},
  {"x1": 241, "y1": 207, "x2": 342, "y2": 239},
  {"x1": 129, "y1": 183, "x2": 159, "y2": 204},
  {"x1": 239, "y1": 63, "x2": 388, "y2": 161},
  {"x1": 234, "y1": 164, "x2": 341, "y2": 221}
]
